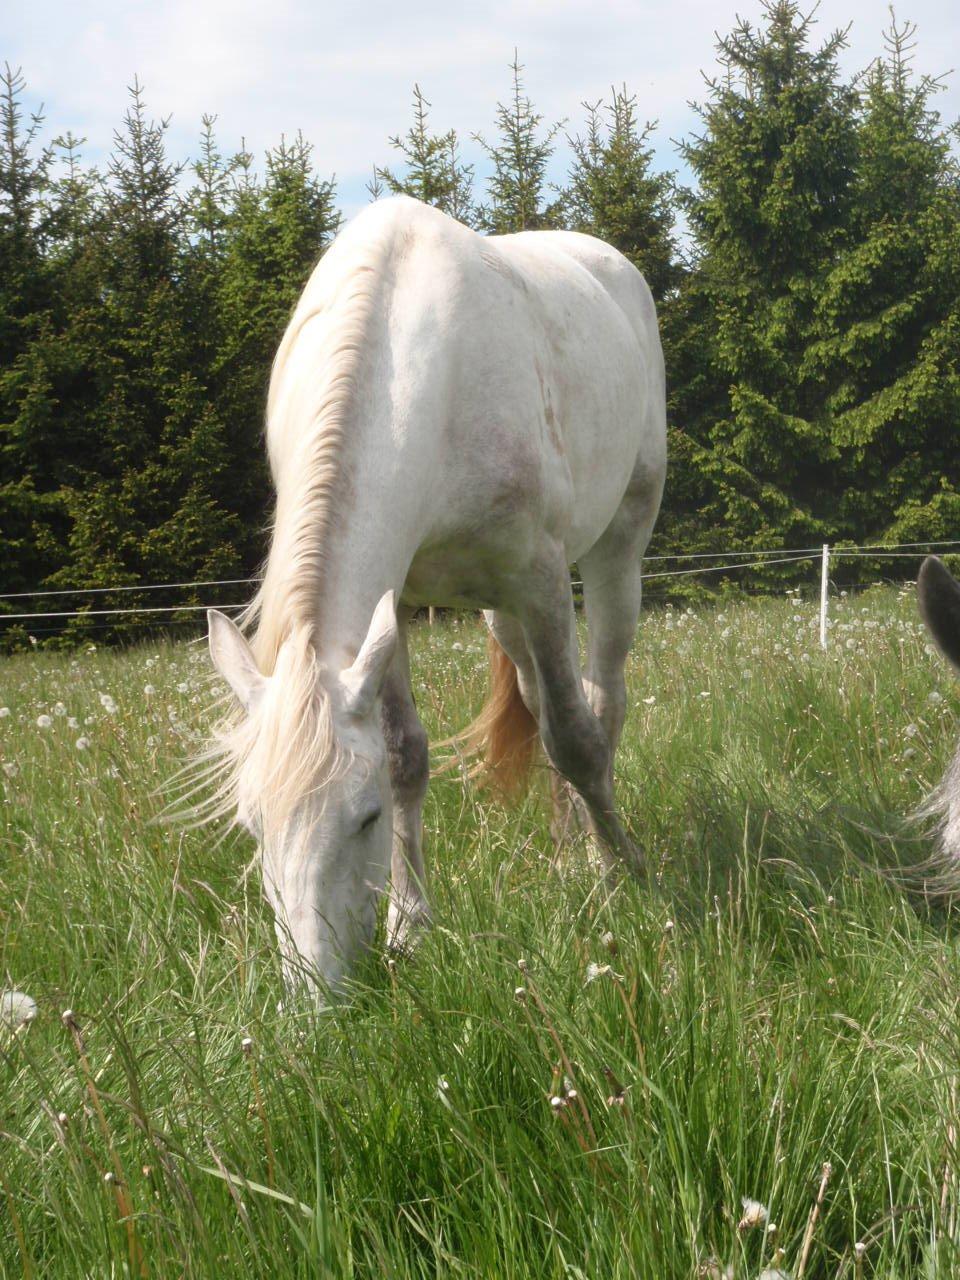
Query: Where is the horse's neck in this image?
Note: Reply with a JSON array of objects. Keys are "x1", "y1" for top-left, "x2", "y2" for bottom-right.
[{"x1": 263, "y1": 428, "x2": 416, "y2": 676}]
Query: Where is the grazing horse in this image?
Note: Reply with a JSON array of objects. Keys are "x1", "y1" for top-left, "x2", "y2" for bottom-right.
[
  {"x1": 204, "y1": 196, "x2": 667, "y2": 998},
  {"x1": 918, "y1": 556, "x2": 960, "y2": 863}
]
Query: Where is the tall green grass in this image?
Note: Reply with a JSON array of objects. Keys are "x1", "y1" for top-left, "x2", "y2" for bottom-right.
[{"x1": 2, "y1": 585, "x2": 959, "y2": 1277}]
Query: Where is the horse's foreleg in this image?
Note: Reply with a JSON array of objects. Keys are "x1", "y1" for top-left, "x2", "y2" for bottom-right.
[
  {"x1": 520, "y1": 549, "x2": 641, "y2": 875},
  {"x1": 381, "y1": 611, "x2": 430, "y2": 952}
]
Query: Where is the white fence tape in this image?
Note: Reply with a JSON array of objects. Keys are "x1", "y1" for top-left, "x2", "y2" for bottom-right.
[{"x1": 2, "y1": 541, "x2": 958, "y2": 640}]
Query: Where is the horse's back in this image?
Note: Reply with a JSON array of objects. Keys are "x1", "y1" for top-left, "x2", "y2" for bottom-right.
[
  {"x1": 464, "y1": 225, "x2": 666, "y2": 561},
  {"x1": 498, "y1": 228, "x2": 661, "y2": 359}
]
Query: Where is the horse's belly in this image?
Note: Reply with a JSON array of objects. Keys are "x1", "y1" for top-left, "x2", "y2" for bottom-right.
[{"x1": 402, "y1": 547, "x2": 514, "y2": 611}]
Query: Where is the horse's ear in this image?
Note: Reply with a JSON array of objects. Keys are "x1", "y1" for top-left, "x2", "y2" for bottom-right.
[
  {"x1": 918, "y1": 557, "x2": 960, "y2": 673},
  {"x1": 208, "y1": 610, "x2": 265, "y2": 711},
  {"x1": 341, "y1": 591, "x2": 398, "y2": 718}
]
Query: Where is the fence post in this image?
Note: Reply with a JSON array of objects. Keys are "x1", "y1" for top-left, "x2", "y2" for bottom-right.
[{"x1": 819, "y1": 543, "x2": 830, "y2": 649}]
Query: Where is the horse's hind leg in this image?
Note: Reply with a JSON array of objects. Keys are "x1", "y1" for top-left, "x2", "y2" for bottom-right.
[
  {"x1": 381, "y1": 609, "x2": 430, "y2": 952},
  {"x1": 484, "y1": 611, "x2": 541, "y2": 723},
  {"x1": 519, "y1": 544, "x2": 641, "y2": 875},
  {"x1": 485, "y1": 610, "x2": 587, "y2": 846},
  {"x1": 578, "y1": 508, "x2": 650, "y2": 788}
]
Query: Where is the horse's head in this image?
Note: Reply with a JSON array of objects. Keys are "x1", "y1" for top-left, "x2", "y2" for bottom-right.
[
  {"x1": 919, "y1": 557, "x2": 960, "y2": 674},
  {"x1": 206, "y1": 593, "x2": 397, "y2": 1001},
  {"x1": 918, "y1": 556, "x2": 960, "y2": 865}
]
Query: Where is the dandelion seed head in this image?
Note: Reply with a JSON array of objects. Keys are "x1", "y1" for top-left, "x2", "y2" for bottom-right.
[
  {"x1": 0, "y1": 990, "x2": 37, "y2": 1028},
  {"x1": 737, "y1": 1197, "x2": 769, "y2": 1230}
]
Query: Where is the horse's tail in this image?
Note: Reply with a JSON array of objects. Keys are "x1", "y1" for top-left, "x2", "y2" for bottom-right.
[{"x1": 439, "y1": 635, "x2": 539, "y2": 795}]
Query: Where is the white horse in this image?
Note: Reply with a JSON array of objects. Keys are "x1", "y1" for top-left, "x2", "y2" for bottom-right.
[
  {"x1": 204, "y1": 196, "x2": 667, "y2": 998},
  {"x1": 918, "y1": 556, "x2": 960, "y2": 864}
]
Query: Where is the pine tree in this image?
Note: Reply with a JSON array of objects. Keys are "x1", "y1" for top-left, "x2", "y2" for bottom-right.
[
  {"x1": 476, "y1": 54, "x2": 562, "y2": 233},
  {"x1": 562, "y1": 88, "x2": 679, "y2": 301},
  {"x1": 373, "y1": 85, "x2": 475, "y2": 223}
]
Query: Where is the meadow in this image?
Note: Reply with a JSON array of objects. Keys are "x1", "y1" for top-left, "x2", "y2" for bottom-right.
[{"x1": 2, "y1": 584, "x2": 960, "y2": 1278}]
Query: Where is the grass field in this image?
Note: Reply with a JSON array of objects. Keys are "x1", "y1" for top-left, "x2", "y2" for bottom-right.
[{"x1": 2, "y1": 584, "x2": 960, "y2": 1278}]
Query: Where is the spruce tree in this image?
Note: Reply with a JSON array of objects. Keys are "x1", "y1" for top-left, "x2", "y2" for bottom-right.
[
  {"x1": 806, "y1": 15, "x2": 960, "y2": 546},
  {"x1": 215, "y1": 133, "x2": 340, "y2": 563},
  {"x1": 676, "y1": 1, "x2": 859, "y2": 555},
  {"x1": 562, "y1": 88, "x2": 678, "y2": 301},
  {"x1": 476, "y1": 54, "x2": 562, "y2": 233},
  {"x1": 0, "y1": 65, "x2": 61, "y2": 596},
  {"x1": 373, "y1": 85, "x2": 475, "y2": 223},
  {"x1": 59, "y1": 82, "x2": 241, "y2": 633}
]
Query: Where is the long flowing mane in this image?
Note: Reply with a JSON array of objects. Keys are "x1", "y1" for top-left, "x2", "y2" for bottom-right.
[
  {"x1": 245, "y1": 226, "x2": 391, "y2": 671},
  {"x1": 187, "y1": 220, "x2": 394, "y2": 832}
]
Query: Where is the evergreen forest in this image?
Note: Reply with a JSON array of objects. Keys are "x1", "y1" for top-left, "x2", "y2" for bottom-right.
[{"x1": 2, "y1": 2, "x2": 959, "y2": 644}]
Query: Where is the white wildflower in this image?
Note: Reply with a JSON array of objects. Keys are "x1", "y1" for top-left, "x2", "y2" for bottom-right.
[
  {"x1": 2, "y1": 762, "x2": 17, "y2": 778},
  {"x1": 0, "y1": 707, "x2": 9, "y2": 718},
  {"x1": 53, "y1": 702, "x2": 66, "y2": 716},
  {"x1": 75, "y1": 737, "x2": 91, "y2": 751},
  {"x1": 36, "y1": 714, "x2": 53, "y2": 729},
  {"x1": 144, "y1": 684, "x2": 156, "y2": 696},
  {"x1": 67, "y1": 716, "x2": 79, "y2": 730}
]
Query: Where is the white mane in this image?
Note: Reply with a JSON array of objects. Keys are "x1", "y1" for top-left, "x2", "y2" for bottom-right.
[
  {"x1": 192, "y1": 217, "x2": 396, "y2": 833},
  {"x1": 244, "y1": 218, "x2": 393, "y2": 674}
]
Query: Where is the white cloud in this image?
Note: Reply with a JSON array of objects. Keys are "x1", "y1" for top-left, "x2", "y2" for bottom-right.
[{"x1": 7, "y1": 0, "x2": 959, "y2": 214}]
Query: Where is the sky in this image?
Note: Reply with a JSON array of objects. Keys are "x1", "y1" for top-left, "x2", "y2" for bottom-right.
[{"x1": 7, "y1": 0, "x2": 960, "y2": 216}]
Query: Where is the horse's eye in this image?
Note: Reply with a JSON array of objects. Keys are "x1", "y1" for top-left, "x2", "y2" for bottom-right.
[{"x1": 359, "y1": 808, "x2": 381, "y2": 834}]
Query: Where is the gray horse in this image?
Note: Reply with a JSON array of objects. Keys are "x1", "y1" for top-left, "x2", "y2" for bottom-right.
[{"x1": 917, "y1": 556, "x2": 960, "y2": 863}]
